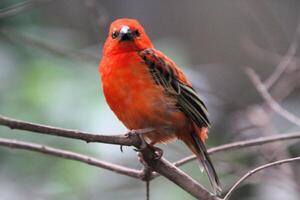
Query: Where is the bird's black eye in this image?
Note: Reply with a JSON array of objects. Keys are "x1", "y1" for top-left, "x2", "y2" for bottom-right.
[
  {"x1": 134, "y1": 30, "x2": 140, "y2": 37},
  {"x1": 111, "y1": 31, "x2": 119, "y2": 39}
]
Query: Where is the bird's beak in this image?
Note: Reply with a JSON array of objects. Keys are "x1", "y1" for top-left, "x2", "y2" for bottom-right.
[{"x1": 119, "y1": 25, "x2": 134, "y2": 41}]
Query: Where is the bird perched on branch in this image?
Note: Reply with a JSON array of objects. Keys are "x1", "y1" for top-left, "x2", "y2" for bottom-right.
[{"x1": 99, "y1": 18, "x2": 221, "y2": 194}]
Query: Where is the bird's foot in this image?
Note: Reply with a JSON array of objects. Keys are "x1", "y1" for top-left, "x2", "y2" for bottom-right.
[
  {"x1": 150, "y1": 146, "x2": 163, "y2": 160},
  {"x1": 135, "y1": 132, "x2": 163, "y2": 160},
  {"x1": 128, "y1": 127, "x2": 156, "y2": 135},
  {"x1": 123, "y1": 128, "x2": 163, "y2": 161},
  {"x1": 136, "y1": 144, "x2": 163, "y2": 164},
  {"x1": 121, "y1": 128, "x2": 154, "y2": 152},
  {"x1": 122, "y1": 128, "x2": 155, "y2": 152}
]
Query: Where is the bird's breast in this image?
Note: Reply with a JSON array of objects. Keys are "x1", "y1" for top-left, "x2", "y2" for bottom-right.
[{"x1": 99, "y1": 52, "x2": 181, "y2": 130}]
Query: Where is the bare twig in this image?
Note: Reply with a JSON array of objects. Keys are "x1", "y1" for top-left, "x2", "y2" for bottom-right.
[
  {"x1": 173, "y1": 131, "x2": 300, "y2": 167},
  {"x1": 152, "y1": 158, "x2": 219, "y2": 200},
  {"x1": 0, "y1": 114, "x2": 217, "y2": 199},
  {"x1": 2, "y1": 114, "x2": 300, "y2": 176},
  {"x1": 0, "y1": 0, "x2": 55, "y2": 19},
  {"x1": 0, "y1": 115, "x2": 139, "y2": 146},
  {"x1": 146, "y1": 180, "x2": 150, "y2": 200},
  {"x1": 0, "y1": 0, "x2": 36, "y2": 18},
  {"x1": 264, "y1": 17, "x2": 300, "y2": 89},
  {"x1": 223, "y1": 156, "x2": 300, "y2": 200},
  {"x1": 245, "y1": 67, "x2": 300, "y2": 127},
  {"x1": 0, "y1": 132, "x2": 220, "y2": 200},
  {"x1": 136, "y1": 134, "x2": 219, "y2": 199},
  {"x1": 242, "y1": 38, "x2": 300, "y2": 72},
  {"x1": 242, "y1": 0, "x2": 288, "y2": 51},
  {"x1": 0, "y1": 137, "x2": 142, "y2": 178},
  {"x1": 2, "y1": 114, "x2": 300, "y2": 199},
  {"x1": 0, "y1": 29, "x2": 98, "y2": 63}
]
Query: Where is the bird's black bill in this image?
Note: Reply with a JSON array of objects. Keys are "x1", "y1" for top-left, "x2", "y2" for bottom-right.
[{"x1": 119, "y1": 25, "x2": 137, "y2": 41}]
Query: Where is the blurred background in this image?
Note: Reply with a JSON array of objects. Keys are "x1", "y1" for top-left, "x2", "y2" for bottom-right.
[{"x1": 0, "y1": 0, "x2": 300, "y2": 199}]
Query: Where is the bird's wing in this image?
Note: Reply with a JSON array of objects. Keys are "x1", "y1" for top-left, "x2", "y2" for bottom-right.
[
  {"x1": 139, "y1": 49, "x2": 222, "y2": 194},
  {"x1": 139, "y1": 48, "x2": 210, "y2": 128}
]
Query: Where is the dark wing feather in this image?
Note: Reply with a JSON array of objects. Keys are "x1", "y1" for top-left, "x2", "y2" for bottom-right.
[
  {"x1": 139, "y1": 48, "x2": 210, "y2": 128},
  {"x1": 139, "y1": 48, "x2": 221, "y2": 194}
]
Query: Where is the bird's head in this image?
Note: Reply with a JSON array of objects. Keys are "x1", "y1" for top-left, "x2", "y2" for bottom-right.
[{"x1": 103, "y1": 18, "x2": 153, "y2": 55}]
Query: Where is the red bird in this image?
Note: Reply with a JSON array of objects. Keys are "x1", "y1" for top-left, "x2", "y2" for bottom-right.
[{"x1": 99, "y1": 18, "x2": 221, "y2": 194}]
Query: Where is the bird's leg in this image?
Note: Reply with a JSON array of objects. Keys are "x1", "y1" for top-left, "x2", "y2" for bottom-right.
[
  {"x1": 120, "y1": 128, "x2": 155, "y2": 152},
  {"x1": 122, "y1": 128, "x2": 163, "y2": 160},
  {"x1": 149, "y1": 144, "x2": 163, "y2": 160},
  {"x1": 128, "y1": 127, "x2": 156, "y2": 135},
  {"x1": 134, "y1": 129, "x2": 163, "y2": 161}
]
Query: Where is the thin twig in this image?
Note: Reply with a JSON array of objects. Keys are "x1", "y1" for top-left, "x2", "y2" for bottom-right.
[
  {"x1": 223, "y1": 156, "x2": 300, "y2": 200},
  {"x1": 264, "y1": 17, "x2": 300, "y2": 89},
  {"x1": 0, "y1": 115, "x2": 139, "y2": 146},
  {"x1": 0, "y1": 137, "x2": 142, "y2": 178},
  {"x1": 246, "y1": 67, "x2": 300, "y2": 127},
  {"x1": 153, "y1": 158, "x2": 219, "y2": 200},
  {"x1": 2, "y1": 114, "x2": 300, "y2": 177},
  {"x1": 242, "y1": 38, "x2": 300, "y2": 71},
  {"x1": 0, "y1": 0, "x2": 55, "y2": 19},
  {"x1": 0, "y1": 114, "x2": 217, "y2": 199},
  {"x1": 0, "y1": 29, "x2": 98, "y2": 63},
  {"x1": 173, "y1": 131, "x2": 300, "y2": 167},
  {"x1": 146, "y1": 180, "x2": 150, "y2": 200},
  {"x1": 0, "y1": 0, "x2": 36, "y2": 18}
]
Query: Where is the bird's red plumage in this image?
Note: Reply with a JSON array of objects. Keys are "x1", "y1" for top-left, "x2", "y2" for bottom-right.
[
  {"x1": 100, "y1": 19, "x2": 207, "y2": 144},
  {"x1": 99, "y1": 18, "x2": 221, "y2": 194}
]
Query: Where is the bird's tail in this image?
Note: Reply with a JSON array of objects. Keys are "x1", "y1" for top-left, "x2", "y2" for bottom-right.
[{"x1": 191, "y1": 130, "x2": 222, "y2": 195}]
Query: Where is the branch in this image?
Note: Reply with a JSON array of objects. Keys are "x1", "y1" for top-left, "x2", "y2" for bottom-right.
[
  {"x1": 0, "y1": 0, "x2": 35, "y2": 18},
  {"x1": 173, "y1": 131, "x2": 300, "y2": 167},
  {"x1": 0, "y1": 115, "x2": 139, "y2": 146},
  {"x1": 223, "y1": 156, "x2": 300, "y2": 200},
  {"x1": 136, "y1": 140, "x2": 220, "y2": 200},
  {"x1": 2, "y1": 113, "x2": 300, "y2": 182},
  {"x1": 0, "y1": 137, "x2": 142, "y2": 179},
  {"x1": 243, "y1": 38, "x2": 300, "y2": 72},
  {"x1": 0, "y1": 29, "x2": 98, "y2": 63},
  {"x1": 264, "y1": 16, "x2": 300, "y2": 89},
  {"x1": 156, "y1": 158, "x2": 219, "y2": 200},
  {"x1": 0, "y1": 115, "x2": 217, "y2": 199},
  {"x1": 3, "y1": 114, "x2": 299, "y2": 199},
  {"x1": 245, "y1": 67, "x2": 300, "y2": 127}
]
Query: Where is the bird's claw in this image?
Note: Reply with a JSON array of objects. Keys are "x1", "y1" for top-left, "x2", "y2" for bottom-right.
[
  {"x1": 126, "y1": 128, "x2": 163, "y2": 161},
  {"x1": 137, "y1": 133, "x2": 163, "y2": 160},
  {"x1": 151, "y1": 146, "x2": 163, "y2": 160},
  {"x1": 124, "y1": 130, "x2": 135, "y2": 138},
  {"x1": 127, "y1": 128, "x2": 155, "y2": 136}
]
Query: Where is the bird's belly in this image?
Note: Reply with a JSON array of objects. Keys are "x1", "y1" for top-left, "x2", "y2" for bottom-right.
[
  {"x1": 103, "y1": 75, "x2": 175, "y2": 128},
  {"x1": 103, "y1": 65, "x2": 188, "y2": 143},
  {"x1": 100, "y1": 54, "x2": 189, "y2": 143}
]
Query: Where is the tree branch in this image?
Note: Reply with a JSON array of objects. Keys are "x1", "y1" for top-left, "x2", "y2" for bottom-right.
[
  {"x1": 0, "y1": 115, "x2": 139, "y2": 146},
  {"x1": 2, "y1": 113, "x2": 300, "y2": 189},
  {"x1": 0, "y1": 29, "x2": 98, "y2": 63},
  {"x1": 243, "y1": 38, "x2": 300, "y2": 72},
  {"x1": 245, "y1": 67, "x2": 300, "y2": 127},
  {"x1": 0, "y1": 137, "x2": 142, "y2": 179},
  {"x1": 2, "y1": 114, "x2": 300, "y2": 199},
  {"x1": 0, "y1": 114, "x2": 217, "y2": 199},
  {"x1": 156, "y1": 158, "x2": 219, "y2": 200},
  {"x1": 136, "y1": 139, "x2": 220, "y2": 200},
  {"x1": 223, "y1": 156, "x2": 300, "y2": 200},
  {"x1": 173, "y1": 131, "x2": 300, "y2": 167},
  {"x1": 263, "y1": 16, "x2": 300, "y2": 89},
  {"x1": 0, "y1": 0, "x2": 35, "y2": 18}
]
